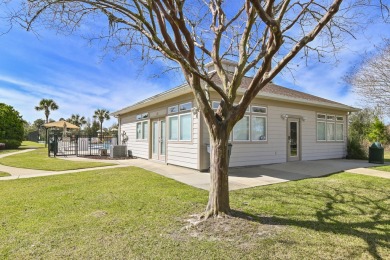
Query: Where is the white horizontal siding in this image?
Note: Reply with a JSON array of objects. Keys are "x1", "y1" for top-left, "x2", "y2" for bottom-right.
[
  {"x1": 122, "y1": 122, "x2": 149, "y2": 159},
  {"x1": 166, "y1": 113, "x2": 198, "y2": 169},
  {"x1": 300, "y1": 110, "x2": 347, "y2": 160},
  {"x1": 227, "y1": 105, "x2": 347, "y2": 167}
]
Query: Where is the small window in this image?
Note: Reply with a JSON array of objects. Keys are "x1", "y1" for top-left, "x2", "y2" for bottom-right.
[
  {"x1": 142, "y1": 121, "x2": 148, "y2": 139},
  {"x1": 251, "y1": 106, "x2": 267, "y2": 114},
  {"x1": 168, "y1": 116, "x2": 178, "y2": 140},
  {"x1": 336, "y1": 116, "x2": 344, "y2": 121},
  {"x1": 327, "y1": 123, "x2": 335, "y2": 141},
  {"x1": 251, "y1": 116, "x2": 267, "y2": 141},
  {"x1": 142, "y1": 113, "x2": 149, "y2": 119},
  {"x1": 317, "y1": 122, "x2": 326, "y2": 141},
  {"x1": 136, "y1": 122, "x2": 142, "y2": 139},
  {"x1": 136, "y1": 121, "x2": 148, "y2": 140},
  {"x1": 327, "y1": 115, "x2": 335, "y2": 121},
  {"x1": 212, "y1": 101, "x2": 220, "y2": 110},
  {"x1": 336, "y1": 123, "x2": 344, "y2": 141},
  {"x1": 233, "y1": 116, "x2": 250, "y2": 141},
  {"x1": 168, "y1": 105, "x2": 178, "y2": 114},
  {"x1": 136, "y1": 114, "x2": 142, "y2": 120},
  {"x1": 317, "y1": 114, "x2": 326, "y2": 120},
  {"x1": 179, "y1": 114, "x2": 192, "y2": 141},
  {"x1": 179, "y1": 102, "x2": 192, "y2": 111}
]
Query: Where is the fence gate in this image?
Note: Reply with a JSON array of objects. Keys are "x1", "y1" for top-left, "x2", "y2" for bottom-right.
[{"x1": 48, "y1": 134, "x2": 118, "y2": 157}]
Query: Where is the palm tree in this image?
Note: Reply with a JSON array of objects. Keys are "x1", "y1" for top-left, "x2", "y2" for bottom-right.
[
  {"x1": 67, "y1": 114, "x2": 87, "y2": 127},
  {"x1": 93, "y1": 109, "x2": 110, "y2": 139},
  {"x1": 35, "y1": 99, "x2": 59, "y2": 123}
]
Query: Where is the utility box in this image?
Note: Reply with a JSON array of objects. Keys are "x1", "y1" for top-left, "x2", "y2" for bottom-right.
[
  {"x1": 110, "y1": 145, "x2": 127, "y2": 158},
  {"x1": 99, "y1": 149, "x2": 108, "y2": 156},
  {"x1": 368, "y1": 142, "x2": 384, "y2": 164}
]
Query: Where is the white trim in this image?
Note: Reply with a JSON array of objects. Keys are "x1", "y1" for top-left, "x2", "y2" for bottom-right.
[
  {"x1": 336, "y1": 123, "x2": 344, "y2": 141},
  {"x1": 233, "y1": 115, "x2": 250, "y2": 142},
  {"x1": 251, "y1": 106, "x2": 267, "y2": 114},
  {"x1": 136, "y1": 120, "x2": 149, "y2": 140},
  {"x1": 251, "y1": 116, "x2": 267, "y2": 141},
  {"x1": 167, "y1": 115, "x2": 179, "y2": 141},
  {"x1": 167, "y1": 112, "x2": 192, "y2": 142}
]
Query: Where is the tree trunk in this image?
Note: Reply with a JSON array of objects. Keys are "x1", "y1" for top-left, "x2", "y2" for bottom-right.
[{"x1": 205, "y1": 128, "x2": 231, "y2": 217}]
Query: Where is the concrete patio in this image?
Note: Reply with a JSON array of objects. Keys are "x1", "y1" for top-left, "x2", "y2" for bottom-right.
[{"x1": 1, "y1": 149, "x2": 387, "y2": 191}]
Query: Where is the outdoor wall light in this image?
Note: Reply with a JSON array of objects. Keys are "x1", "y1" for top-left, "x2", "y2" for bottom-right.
[
  {"x1": 281, "y1": 114, "x2": 289, "y2": 120},
  {"x1": 192, "y1": 107, "x2": 200, "y2": 117}
]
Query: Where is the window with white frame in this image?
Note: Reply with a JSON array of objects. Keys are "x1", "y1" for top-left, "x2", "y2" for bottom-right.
[
  {"x1": 136, "y1": 121, "x2": 148, "y2": 140},
  {"x1": 168, "y1": 105, "x2": 178, "y2": 114},
  {"x1": 180, "y1": 114, "x2": 192, "y2": 141},
  {"x1": 327, "y1": 122, "x2": 335, "y2": 141},
  {"x1": 168, "y1": 102, "x2": 193, "y2": 141},
  {"x1": 233, "y1": 116, "x2": 250, "y2": 141},
  {"x1": 231, "y1": 105, "x2": 268, "y2": 142},
  {"x1": 251, "y1": 116, "x2": 267, "y2": 141},
  {"x1": 317, "y1": 121, "x2": 326, "y2": 141},
  {"x1": 336, "y1": 123, "x2": 344, "y2": 141},
  {"x1": 317, "y1": 113, "x2": 344, "y2": 142},
  {"x1": 168, "y1": 116, "x2": 178, "y2": 140},
  {"x1": 251, "y1": 106, "x2": 267, "y2": 114}
]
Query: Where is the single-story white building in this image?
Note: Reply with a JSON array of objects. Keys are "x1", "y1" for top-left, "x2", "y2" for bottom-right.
[{"x1": 112, "y1": 63, "x2": 357, "y2": 171}]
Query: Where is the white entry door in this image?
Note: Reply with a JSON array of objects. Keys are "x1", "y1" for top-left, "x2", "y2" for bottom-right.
[
  {"x1": 152, "y1": 119, "x2": 166, "y2": 161},
  {"x1": 287, "y1": 118, "x2": 301, "y2": 162}
]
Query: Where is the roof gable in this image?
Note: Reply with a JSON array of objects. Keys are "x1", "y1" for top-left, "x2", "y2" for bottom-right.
[{"x1": 112, "y1": 75, "x2": 357, "y2": 116}]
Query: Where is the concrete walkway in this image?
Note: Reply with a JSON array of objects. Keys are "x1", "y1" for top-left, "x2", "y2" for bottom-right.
[
  {"x1": 0, "y1": 150, "x2": 128, "y2": 180},
  {"x1": 0, "y1": 149, "x2": 388, "y2": 190}
]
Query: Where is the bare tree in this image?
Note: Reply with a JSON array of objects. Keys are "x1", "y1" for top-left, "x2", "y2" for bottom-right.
[
  {"x1": 348, "y1": 41, "x2": 390, "y2": 114},
  {"x1": 4, "y1": 0, "x2": 389, "y2": 218}
]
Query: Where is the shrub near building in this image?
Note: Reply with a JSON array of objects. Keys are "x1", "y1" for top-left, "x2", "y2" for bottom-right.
[{"x1": 0, "y1": 103, "x2": 24, "y2": 149}]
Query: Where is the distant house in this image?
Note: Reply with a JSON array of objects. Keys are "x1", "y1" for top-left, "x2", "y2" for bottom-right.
[{"x1": 112, "y1": 61, "x2": 358, "y2": 171}]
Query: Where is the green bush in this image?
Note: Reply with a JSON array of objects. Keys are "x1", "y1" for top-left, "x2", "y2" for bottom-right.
[
  {"x1": 347, "y1": 138, "x2": 367, "y2": 159},
  {"x1": 0, "y1": 139, "x2": 21, "y2": 149},
  {"x1": 0, "y1": 103, "x2": 24, "y2": 149}
]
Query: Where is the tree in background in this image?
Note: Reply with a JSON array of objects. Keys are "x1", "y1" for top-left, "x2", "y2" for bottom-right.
[
  {"x1": 8, "y1": 0, "x2": 389, "y2": 217},
  {"x1": 35, "y1": 99, "x2": 59, "y2": 123},
  {"x1": 348, "y1": 107, "x2": 388, "y2": 159},
  {"x1": 348, "y1": 41, "x2": 390, "y2": 115},
  {"x1": 367, "y1": 117, "x2": 389, "y2": 144},
  {"x1": 0, "y1": 103, "x2": 24, "y2": 148},
  {"x1": 82, "y1": 118, "x2": 100, "y2": 137},
  {"x1": 67, "y1": 114, "x2": 87, "y2": 127},
  {"x1": 93, "y1": 109, "x2": 110, "y2": 139}
]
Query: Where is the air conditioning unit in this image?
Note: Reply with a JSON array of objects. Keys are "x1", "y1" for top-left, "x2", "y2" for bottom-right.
[{"x1": 99, "y1": 149, "x2": 108, "y2": 156}]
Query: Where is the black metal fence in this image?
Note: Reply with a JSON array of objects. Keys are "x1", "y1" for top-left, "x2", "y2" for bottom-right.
[{"x1": 48, "y1": 134, "x2": 118, "y2": 157}]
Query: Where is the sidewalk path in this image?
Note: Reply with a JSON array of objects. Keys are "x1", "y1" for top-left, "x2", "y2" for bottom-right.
[
  {"x1": 345, "y1": 167, "x2": 390, "y2": 179},
  {"x1": 0, "y1": 149, "x2": 127, "y2": 181},
  {"x1": 1, "y1": 149, "x2": 389, "y2": 190}
]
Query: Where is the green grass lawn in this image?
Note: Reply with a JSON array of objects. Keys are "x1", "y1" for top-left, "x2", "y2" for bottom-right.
[
  {"x1": 372, "y1": 151, "x2": 390, "y2": 172},
  {"x1": 0, "y1": 148, "x2": 114, "y2": 171},
  {"x1": 0, "y1": 141, "x2": 45, "y2": 155},
  {"x1": 384, "y1": 151, "x2": 390, "y2": 162},
  {"x1": 0, "y1": 171, "x2": 10, "y2": 177},
  {"x1": 0, "y1": 167, "x2": 388, "y2": 259},
  {"x1": 19, "y1": 141, "x2": 46, "y2": 148}
]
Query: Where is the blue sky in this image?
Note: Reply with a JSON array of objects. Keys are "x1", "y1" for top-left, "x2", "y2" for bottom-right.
[{"x1": 0, "y1": 5, "x2": 389, "y2": 127}]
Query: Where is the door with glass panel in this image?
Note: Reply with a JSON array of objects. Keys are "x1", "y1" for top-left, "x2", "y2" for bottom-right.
[
  {"x1": 152, "y1": 119, "x2": 166, "y2": 161},
  {"x1": 287, "y1": 118, "x2": 300, "y2": 162}
]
